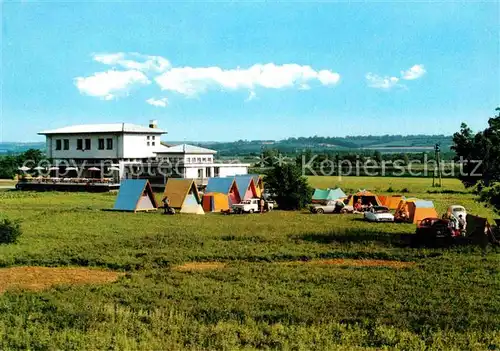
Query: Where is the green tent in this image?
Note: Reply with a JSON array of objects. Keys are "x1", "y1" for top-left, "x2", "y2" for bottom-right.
[{"x1": 312, "y1": 188, "x2": 347, "y2": 203}]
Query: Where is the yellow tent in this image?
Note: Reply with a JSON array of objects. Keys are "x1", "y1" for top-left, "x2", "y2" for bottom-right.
[
  {"x1": 163, "y1": 179, "x2": 204, "y2": 214},
  {"x1": 395, "y1": 198, "x2": 438, "y2": 224},
  {"x1": 202, "y1": 192, "x2": 230, "y2": 212}
]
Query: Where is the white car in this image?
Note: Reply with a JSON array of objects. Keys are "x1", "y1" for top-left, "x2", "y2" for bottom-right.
[
  {"x1": 364, "y1": 206, "x2": 394, "y2": 222},
  {"x1": 232, "y1": 198, "x2": 274, "y2": 214},
  {"x1": 310, "y1": 200, "x2": 338, "y2": 214},
  {"x1": 445, "y1": 205, "x2": 467, "y2": 222}
]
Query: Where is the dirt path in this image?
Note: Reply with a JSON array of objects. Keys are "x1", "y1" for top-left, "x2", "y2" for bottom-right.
[{"x1": 0, "y1": 266, "x2": 122, "y2": 293}]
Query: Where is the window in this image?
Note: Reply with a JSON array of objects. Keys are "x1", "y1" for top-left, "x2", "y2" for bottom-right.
[
  {"x1": 197, "y1": 169, "x2": 204, "y2": 178},
  {"x1": 202, "y1": 157, "x2": 207, "y2": 162},
  {"x1": 63, "y1": 139, "x2": 69, "y2": 150},
  {"x1": 85, "y1": 139, "x2": 91, "y2": 150},
  {"x1": 77, "y1": 139, "x2": 83, "y2": 150},
  {"x1": 186, "y1": 157, "x2": 191, "y2": 163},
  {"x1": 152, "y1": 136, "x2": 155, "y2": 140},
  {"x1": 98, "y1": 139, "x2": 105, "y2": 150},
  {"x1": 197, "y1": 157, "x2": 201, "y2": 163},
  {"x1": 55, "y1": 139, "x2": 62, "y2": 150},
  {"x1": 147, "y1": 142, "x2": 150, "y2": 146},
  {"x1": 152, "y1": 142, "x2": 155, "y2": 146},
  {"x1": 147, "y1": 136, "x2": 150, "y2": 140},
  {"x1": 106, "y1": 138, "x2": 113, "y2": 150}
]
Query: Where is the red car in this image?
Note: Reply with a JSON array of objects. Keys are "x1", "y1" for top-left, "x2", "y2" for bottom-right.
[{"x1": 414, "y1": 217, "x2": 454, "y2": 246}]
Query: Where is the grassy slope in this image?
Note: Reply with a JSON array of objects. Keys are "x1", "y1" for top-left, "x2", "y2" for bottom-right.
[{"x1": 0, "y1": 177, "x2": 498, "y2": 349}]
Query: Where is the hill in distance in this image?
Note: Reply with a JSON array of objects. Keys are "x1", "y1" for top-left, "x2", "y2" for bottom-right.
[{"x1": 1, "y1": 135, "x2": 453, "y2": 156}]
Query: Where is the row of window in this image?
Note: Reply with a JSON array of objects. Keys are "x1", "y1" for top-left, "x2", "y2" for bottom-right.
[
  {"x1": 160, "y1": 157, "x2": 213, "y2": 163},
  {"x1": 55, "y1": 138, "x2": 113, "y2": 151},
  {"x1": 186, "y1": 157, "x2": 212, "y2": 163}
]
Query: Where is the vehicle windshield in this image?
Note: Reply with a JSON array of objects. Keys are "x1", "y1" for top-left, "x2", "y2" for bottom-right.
[
  {"x1": 241, "y1": 200, "x2": 251, "y2": 204},
  {"x1": 452, "y1": 207, "x2": 465, "y2": 212},
  {"x1": 373, "y1": 206, "x2": 389, "y2": 213}
]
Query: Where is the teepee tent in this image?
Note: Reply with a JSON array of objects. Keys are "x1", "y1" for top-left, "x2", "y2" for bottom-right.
[
  {"x1": 248, "y1": 174, "x2": 264, "y2": 197},
  {"x1": 112, "y1": 179, "x2": 158, "y2": 212},
  {"x1": 202, "y1": 192, "x2": 230, "y2": 212},
  {"x1": 163, "y1": 178, "x2": 204, "y2": 214},
  {"x1": 234, "y1": 175, "x2": 258, "y2": 200},
  {"x1": 206, "y1": 177, "x2": 241, "y2": 206},
  {"x1": 312, "y1": 188, "x2": 347, "y2": 203}
]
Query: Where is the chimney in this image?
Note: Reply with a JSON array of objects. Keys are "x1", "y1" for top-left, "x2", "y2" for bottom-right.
[{"x1": 149, "y1": 119, "x2": 158, "y2": 129}]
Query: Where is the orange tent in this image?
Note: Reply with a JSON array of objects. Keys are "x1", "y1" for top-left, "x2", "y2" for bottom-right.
[
  {"x1": 379, "y1": 195, "x2": 404, "y2": 210},
  {"x1": 202, "y1": 192, "x2": 230, "y2": 212},
  {"x1": 395, "y1": 198, "x2": 438, "y2": 224},
  {"x1": 346, "y1": 190, "x2": 382, "y2": 207}
]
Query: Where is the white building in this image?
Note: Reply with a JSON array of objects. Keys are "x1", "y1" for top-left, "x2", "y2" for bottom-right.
[
  {"x1": 155, "y1": 144, "x2": 248, "y2": 179},
  {"x1": 38, "y1": 121, "x2": 250, "y2": 183}
]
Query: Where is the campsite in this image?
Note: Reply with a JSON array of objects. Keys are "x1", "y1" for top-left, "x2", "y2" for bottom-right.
[{"x1": 0, "y1": 175, "x2": 499, "y2": 349}]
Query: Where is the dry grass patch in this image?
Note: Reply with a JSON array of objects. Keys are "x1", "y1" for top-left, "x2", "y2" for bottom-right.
[
  {"x1": 0, "y1": 266, "x2": 122, "y2": 294},
  {"x1": 282, "y1": 259, "x2": 415, "y2": 269},
  {"x1": 173, "y1": 262, "x2": 226, "y2": 272}
]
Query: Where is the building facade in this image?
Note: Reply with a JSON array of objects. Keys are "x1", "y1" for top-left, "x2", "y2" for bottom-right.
[{"x1": 38, "y1": 121, "x2": 249, "y2": 184}]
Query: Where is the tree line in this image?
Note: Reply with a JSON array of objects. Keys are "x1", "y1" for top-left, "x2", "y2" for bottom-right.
[
  {"x1": 0, "y1": 149, "x2": 44, "y2": 179},
  {"x1": 452, "y1": 107, "x2": 500, "y2": 213}
]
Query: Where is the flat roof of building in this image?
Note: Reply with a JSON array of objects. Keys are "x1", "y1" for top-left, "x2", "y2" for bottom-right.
[
  {"x1": 155, "y1": 143, "x2": 217, "y2": 154},
  {"x1": 39, "y1": 123, "x2": 166, "y2": 135}
]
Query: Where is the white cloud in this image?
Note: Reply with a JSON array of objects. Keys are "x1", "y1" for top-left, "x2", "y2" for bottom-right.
[
  {"x1": 74, "y1": 70, "x2": 151, "y2": 100},
  {"x1": 77, "y1": 53, "x2": 341, "y2": 102},
  {"x1": 365, "y1": 73, "x2": 401, "y2": 90},
  {"x1": 146, "y1": 97, "x2": 168, "y2": 107},
  {"x1": 154, "y1": 63, "x2": 341, "y2": 96},
  {"x1": 400, "y1": 64, "x2": 426, "y2": 80},
  {"x1": 93, "y1": 52, "x2": 171, "y2": 73},
  {"x1": 245, "y1": 91, "x2": 257, "y2": 102}
]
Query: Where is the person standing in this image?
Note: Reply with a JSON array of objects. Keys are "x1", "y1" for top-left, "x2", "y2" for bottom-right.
[
  {"x1": 162, "y1": 196, "x2": 171, "y2": 214},
  {"x1": 458, "y1": 215, "x2": 467, "y2": 236}
]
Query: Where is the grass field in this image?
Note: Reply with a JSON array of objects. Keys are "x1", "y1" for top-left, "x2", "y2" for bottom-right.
[{"x1": 0, "y1": 176, "x2": 499, "y2": 350}]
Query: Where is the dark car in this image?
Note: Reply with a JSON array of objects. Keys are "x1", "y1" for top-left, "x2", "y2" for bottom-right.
[{"x1": 414, "y1": 217, "x2": 453, "y2": 246}]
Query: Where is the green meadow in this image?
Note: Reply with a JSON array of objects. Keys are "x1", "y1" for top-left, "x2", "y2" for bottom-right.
[{"x1": 0, "y1": 176, "x2": 499, "y2": 350}]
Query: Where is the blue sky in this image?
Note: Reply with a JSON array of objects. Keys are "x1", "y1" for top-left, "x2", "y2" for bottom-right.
[{"x1": 2, "y1": 1, "x2": 499, "y2": 142}]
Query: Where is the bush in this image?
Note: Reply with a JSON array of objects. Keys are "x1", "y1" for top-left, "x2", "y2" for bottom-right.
[
  {"x1": 0, "y1": 218, "x2": 22, "y2": 244},
  {"x1": 386, "y1": 187, "x2": 394, "y2": 193},
  {"x1": 265, "y1": 163, "x2": 312, "y2": 210},
  {"x1": 479, "y1": 182, "x2": 500, "y2": 213},
  {"x1": 401, "y1": 188, "x2": 410, "y2": 193}
]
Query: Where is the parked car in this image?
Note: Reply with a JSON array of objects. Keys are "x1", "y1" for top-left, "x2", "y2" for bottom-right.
[
  {"x1": 414, "y1": 217, "x2": 453, "y2": 246},
  {"x1": 232, "y1": 198, "x2": 274, "y2": 214},
  {"x1": 364, "y1": 206, "x2": 394, "y2": 222},
  {"x1": 310, "y1": 201, "x2": 336, "y2": 214},
  {"x1": 444, "y1": 205, "x2": 467, "y2": 221}
]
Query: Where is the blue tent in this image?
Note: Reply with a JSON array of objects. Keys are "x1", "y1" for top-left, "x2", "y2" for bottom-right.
[
  {"x1": 234, "y1": 175, "x2": 258, "y2": 200},
  {"x1": 112, "y1": 179, "x2": 158, "y2": 212},
  {"x1": 206, "y1": 177, "x2": 235, "y2": 194},
  {"x1": 205, "y1": 177, "x2": 241, "y2": 205}
]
